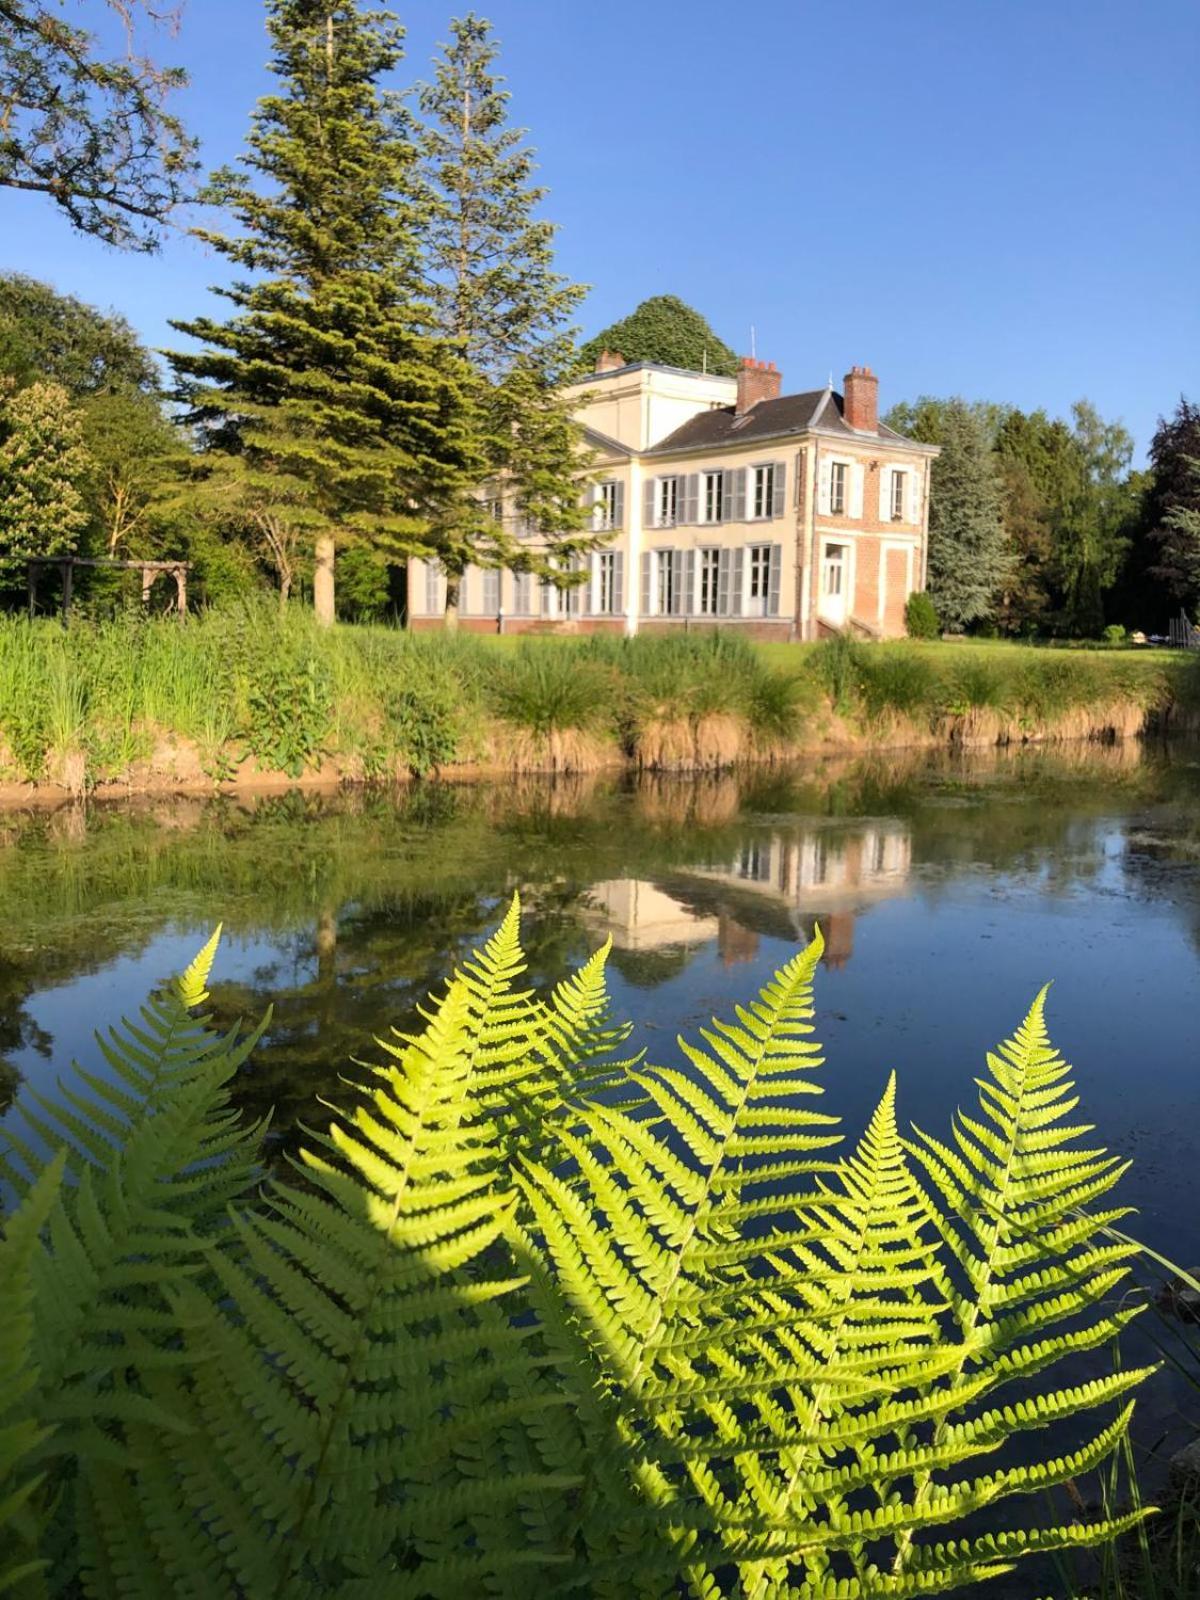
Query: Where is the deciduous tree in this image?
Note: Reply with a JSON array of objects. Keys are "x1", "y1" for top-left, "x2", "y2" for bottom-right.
[
  {"x1": 0, "y1": 0, "x2": 196, "y2": 249},
  {"x1": 580, "y1": 294, "x2": 738, "y2": 376},
  {"x1": 0, "y1": 380, "x2": 92, "y2": 576}
]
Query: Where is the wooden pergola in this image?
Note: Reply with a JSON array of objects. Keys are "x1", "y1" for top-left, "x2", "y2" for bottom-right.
[{"x1": 27, "y1": 558, "x2": 191, "y2": 620}]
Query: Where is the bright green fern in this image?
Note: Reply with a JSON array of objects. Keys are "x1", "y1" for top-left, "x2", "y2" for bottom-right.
[{"x1": 0, "y1": 904, "x2": 1159, "y2": 1599}]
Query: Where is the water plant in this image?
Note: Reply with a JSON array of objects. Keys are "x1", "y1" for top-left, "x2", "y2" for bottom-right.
[{"x1": 0, "y1": 907, "x2": 1161, "y2": 1597}]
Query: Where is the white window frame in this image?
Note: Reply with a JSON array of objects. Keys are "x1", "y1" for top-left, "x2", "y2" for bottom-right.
[
  {"x1": 597, "y1": 550, "x2": 617, "y2": 615},
  {"x1": 830, "y1": 461, "x2": 848, "y2": 516},
  {"x1": 697, "y1": 546, "x2": 720, "y2": 616},
  {"x1": 481, "y1": 567, "x2": 500, "y2": 614},
  {"x1": 424, "y1": 559, "x2": 441, "y2": 615},
  {"x1": 656, "y1": 476, "x2": 678, "y2": 529},
  {"x1": 822, "y1": 542, "x2": 846, "y2": 599},
  {"x1": 597, "y1": 480, "x2": 620, "y2": 531},
  {"x1": 485, "y1": 497, "x2": 503, "y2": 524},
  {"x1": 745, "y1": 543, "x2": 772, "y2": 618},
  {"x1": 701, "y1": 470, "x2": 724, "y2": 524},
  {"x1": 891, "y1": 470, "x2": 906, "y2": 522},
  {"x1": 751, "y1": 463, "x2": 776, "y2": 520}
]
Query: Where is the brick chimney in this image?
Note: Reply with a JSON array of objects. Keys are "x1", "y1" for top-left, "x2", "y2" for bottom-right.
[
  {"x1": 594, "y1": 349, "x2": 625, "y2": 373},
  {"x1": 736, "y1": 356, "x2": 782, "y2": 415},
  {"x1": 843, "y1": 365, "x2": 879, "y2": 432}
]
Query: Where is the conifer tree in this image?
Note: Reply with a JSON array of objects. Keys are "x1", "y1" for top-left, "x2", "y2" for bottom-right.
[
  {"x1": 418, "y1": 14, "x2": 597, "y2": 627},
  {"x1": 167, "y1": 1, "x2": 472, "y2": 623},
  {"x1": 923, "y1": 398, "x2": 1007, "y2": 630}
]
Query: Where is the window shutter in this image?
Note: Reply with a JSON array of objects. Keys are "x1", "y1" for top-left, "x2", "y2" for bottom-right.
[
  {"x1": 459, "y1": 569, "x2": 470, "y2": 614},
  {"x1": 736, "y1": 467, "x2": 748, "y2": 521},
  {"x1": 850, "y1": 462, "x2": 864, "y2": 520},
  {"x1": 588, "y1": 481, "x2": 601, "y2": 532},
  {"x1": 717, "y1": 548, "x2": 731, "y2": 615},
  {"x1": 641, "y1": 551, "x2": 652, "y2": 616},
  {"x1": 768, "y1": 544, "x2": 782, "y2": 615},
  {"x1": 588, "y1": 553, "x2": 600, "y2": 614},
  {"x1": 682, "y1": 473, "x2": 698, "y2": 525},
  {"x1": 612, "y1": 551, "x2": 624, "y2": 614},
  {"x1": 731, "y1": 548, "x2": 744, "y2": 616},
  {"x1": 671, "y1": 549, "x2": 685, "y2": 615},
  {"x1": 541, "y1": 580, "x2": 553, "y2": 618},
  {"x1": 643, "y1": 478, "x2": 656, "y2": 530},
  {"x1": 614, "y1": 482, "x2": 625, "y2": 529},
  {"x1": 720, "y1": 468, "x2": 735, "y2": 523},
  {"x1": 772, "y1": 461, "x2": 786, "y2": 518},
  {"x1": 684, "y1": 549, "x2": 695, "y2": 616},
  {"x1": 818, "y1": 457, "x2": 832, "y2": 516},
  {"x1": 879, "y1": 468, "x2": 890, "y2": 524},
  {"x1": 909, "y1": 467, "x2": 922, "y2": 525}
]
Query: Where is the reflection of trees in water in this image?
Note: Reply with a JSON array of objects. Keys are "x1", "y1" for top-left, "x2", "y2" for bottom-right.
[{"x1": 1, "y1": 739, "x2": 1197, "y2": 1149}]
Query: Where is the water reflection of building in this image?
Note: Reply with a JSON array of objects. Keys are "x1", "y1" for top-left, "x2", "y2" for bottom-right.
[
  {"x1": 581, "y1": 879, "x2": 719, "y2": 951},
  {"x1": 690, "y1": 823, "x2": 912, "y2": 968}
]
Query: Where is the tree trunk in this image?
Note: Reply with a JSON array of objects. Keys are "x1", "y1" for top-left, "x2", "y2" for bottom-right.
[
  {"x1": 313, "y1": 535, "x2": 335, "y2": 626},
  {"x1": 444, "y1": 572, "x2": 461, "y2": 632},
  {"x1": 280, "y1": 572, "x2": 292, "y2": 610}
]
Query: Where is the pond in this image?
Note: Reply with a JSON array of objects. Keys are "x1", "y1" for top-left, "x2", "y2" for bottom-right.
[{"x1": 3, "y1": 738, "x2": 1198, "y2": 1265}]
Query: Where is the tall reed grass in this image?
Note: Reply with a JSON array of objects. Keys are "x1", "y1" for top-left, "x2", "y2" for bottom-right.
[{"x1": 0, "y1": 607, "x2": 1185, "y2": 789}]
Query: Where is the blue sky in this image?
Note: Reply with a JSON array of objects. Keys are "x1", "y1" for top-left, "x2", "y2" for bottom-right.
[{"x1": 5, "y1": 0, "x2": 1197, "y2": 459}]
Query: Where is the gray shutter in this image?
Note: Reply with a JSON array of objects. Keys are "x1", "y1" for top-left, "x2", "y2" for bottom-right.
[
  {"x1": 614, "y1": 482, "x2": 625, "y2": 530},
  {"x1": 644, "y1": 477, "x2": 656, "y2": 530},
  {"x1": 731, "y1": 468, "x2": 747, "y2": 522},
  {"x1": 541, "y1": 579, "x2": 553, "y2": 618},
  {"x1": 684, "y1": 549, "x2": 695, "y2": 616},
  {"x1": 580, "y1": 556, "x2": 591, "y2": 615},
  {"x1": 768, "y1": 544, "x2": 782, "y2": 615},
  {"x1": 612, "y1": 551, "x2": 624, "y2": 615},
  {"x1": 772, "y1": 461, "x2": 786, "y2": 517},
  {"x1": 717, "y1": 548, "x2": 731, "y2": 615},
  {"x1": 682, "y1": 473, "x2": 698, "y2": 525},
  {"x1": 641, "y1": 551, "x2": 651, "y2": 617},
  {"x1": 731, "y1": 548, "x2": 744, "y2": 616},
  {"x1": 721, "y1": 469, "x2": 736, "y2": 523},
  {"x1": 671, "y1": 549, "x2": 685, "y2": 615}
]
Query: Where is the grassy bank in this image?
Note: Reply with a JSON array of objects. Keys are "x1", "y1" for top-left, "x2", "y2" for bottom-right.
[{"x1": 0, "y1": 605, "x2": 1195, "y2": 793}]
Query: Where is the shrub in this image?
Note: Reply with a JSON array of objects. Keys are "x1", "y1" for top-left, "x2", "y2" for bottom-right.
[
  {"x1": 905, "y1": 590, "x2": 940, "y2": 639},
  {"x1": 856, "y1": 645, "x2": 940, "y2": 721},
  {"x1": 1103, "y1": 623, "x2": 1128, "y2": 647},
  {"x1": 0, "y1": 911, "x2": 1157, "y2": 1597},
  {"x1": 491, "y1": 642, "x2": 613, "y2": 736},
  {"x1": 809, "y1": 629, "x2": 864, "y2": 712}
]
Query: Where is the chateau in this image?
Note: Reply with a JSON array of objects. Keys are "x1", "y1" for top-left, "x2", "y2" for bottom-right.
[{"x1": 408, "y1": 353, "x2": 938, "y2": 639}]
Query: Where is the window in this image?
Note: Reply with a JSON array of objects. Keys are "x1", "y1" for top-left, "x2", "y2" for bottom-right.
[
  {"x1": 738, "y1": 841, "x2": 772, "y2": 882},
  {"x1": 485, "y1": 497, "x2": 503, "y2": 523},
  {"x1": 597, "y1": 551, "x2": 617, "y2": 614},
  {"x1": 698, "y1": 548, "x2": 720, "y2": 616},
  {"x1": 597, "y1": 480, "x2": 620, "y2": 531},
  {"x1": 830, "y1": 461, "x2": 848, "y2": 515},
  {"x1": 747, "y1": 544, "x2": 771, "y2": 617},
  {"x1": 512, "y1": 572, "x2": 531, "y2": 614},
  {"x1": 752, "y1": 463, "x2": 776, "y2": 519},
  {"x1": 656, "y1": 476, "x2": 678, "y2": 528},
  {"x1": 655, "y1": 548, "x2": 676, "y2": 616},
  {"x1": 821, "y1": 543, "x2": 845, "y2": 598},
  {"x1": 424, "y1": 560, "x2": 441, "y2": 615},
  {"x1": 482, "y1": 568, "x2": 500, "y2": 614},
  {"x1": 891, "y1": 470, "x2": 906, "y2": 521},
  {"x1": 702, "y1": 470, "x2": 724, "y2": 523}
]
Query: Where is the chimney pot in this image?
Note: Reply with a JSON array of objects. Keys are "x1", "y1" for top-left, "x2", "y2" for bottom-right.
[
  {"x1": 736, "y1": 354, "x2": 782, "y2": 415},
  {"x1": 843, "y1": 364, "x2": 879, "y2": 432},
  {"x1": 595, "y1": 349, "x2": 625, "y2": 374}
]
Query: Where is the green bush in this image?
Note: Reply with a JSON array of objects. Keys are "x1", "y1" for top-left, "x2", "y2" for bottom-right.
[
  {"x1": 905, "y1": 590, "x2": 940, "y2": 639},
  {"x1": 0, "y1": 914, "x2": 1158, "y2": 1597},
  {"x1": 1103, "y1": 623, "x2": 1128, "y2": 647}
]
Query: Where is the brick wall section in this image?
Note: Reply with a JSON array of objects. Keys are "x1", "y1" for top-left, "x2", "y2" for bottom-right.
[{"x1": 842, "y1": 366, "x2": 878, "y2": 432}]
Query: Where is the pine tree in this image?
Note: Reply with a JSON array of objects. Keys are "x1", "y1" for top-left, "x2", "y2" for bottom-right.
[
  {"x1": 924, "y1": 398, "x2": 1007, "y2": 630},
  {"x1": 418, "y1": 14, "x2": 596, "y2": 627},
  {"x1": 167, "y1": 1, "x2": 472, "y2": 624},
  {"x1": 580, "y1": 294, "x2": 738, "y2": 375},
  {"x1": 1147, "y1": 399, "x2": 1200, "y2": 618},
  {"x1": 0, "y1": 380, "x2": 92, "y2": 576}
]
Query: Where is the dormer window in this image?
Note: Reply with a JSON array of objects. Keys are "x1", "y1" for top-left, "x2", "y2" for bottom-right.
[{"x1": 830, "y1": 462, "x2": 848, "y2": 516}]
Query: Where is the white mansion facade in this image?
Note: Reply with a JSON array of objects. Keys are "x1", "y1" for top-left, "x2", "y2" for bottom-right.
[{"x1": 408, "y1": 353, "x2": 938, "y2": 640}]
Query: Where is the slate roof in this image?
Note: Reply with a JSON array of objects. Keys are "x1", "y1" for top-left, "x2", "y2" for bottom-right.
[{"x1": 644, "y1": 387, "x2": 931, "y2": 457}]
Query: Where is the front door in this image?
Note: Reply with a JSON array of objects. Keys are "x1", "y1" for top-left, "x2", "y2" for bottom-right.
[{"x1": 820, "y1": 542, "x2": 848, "y2": 627}]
